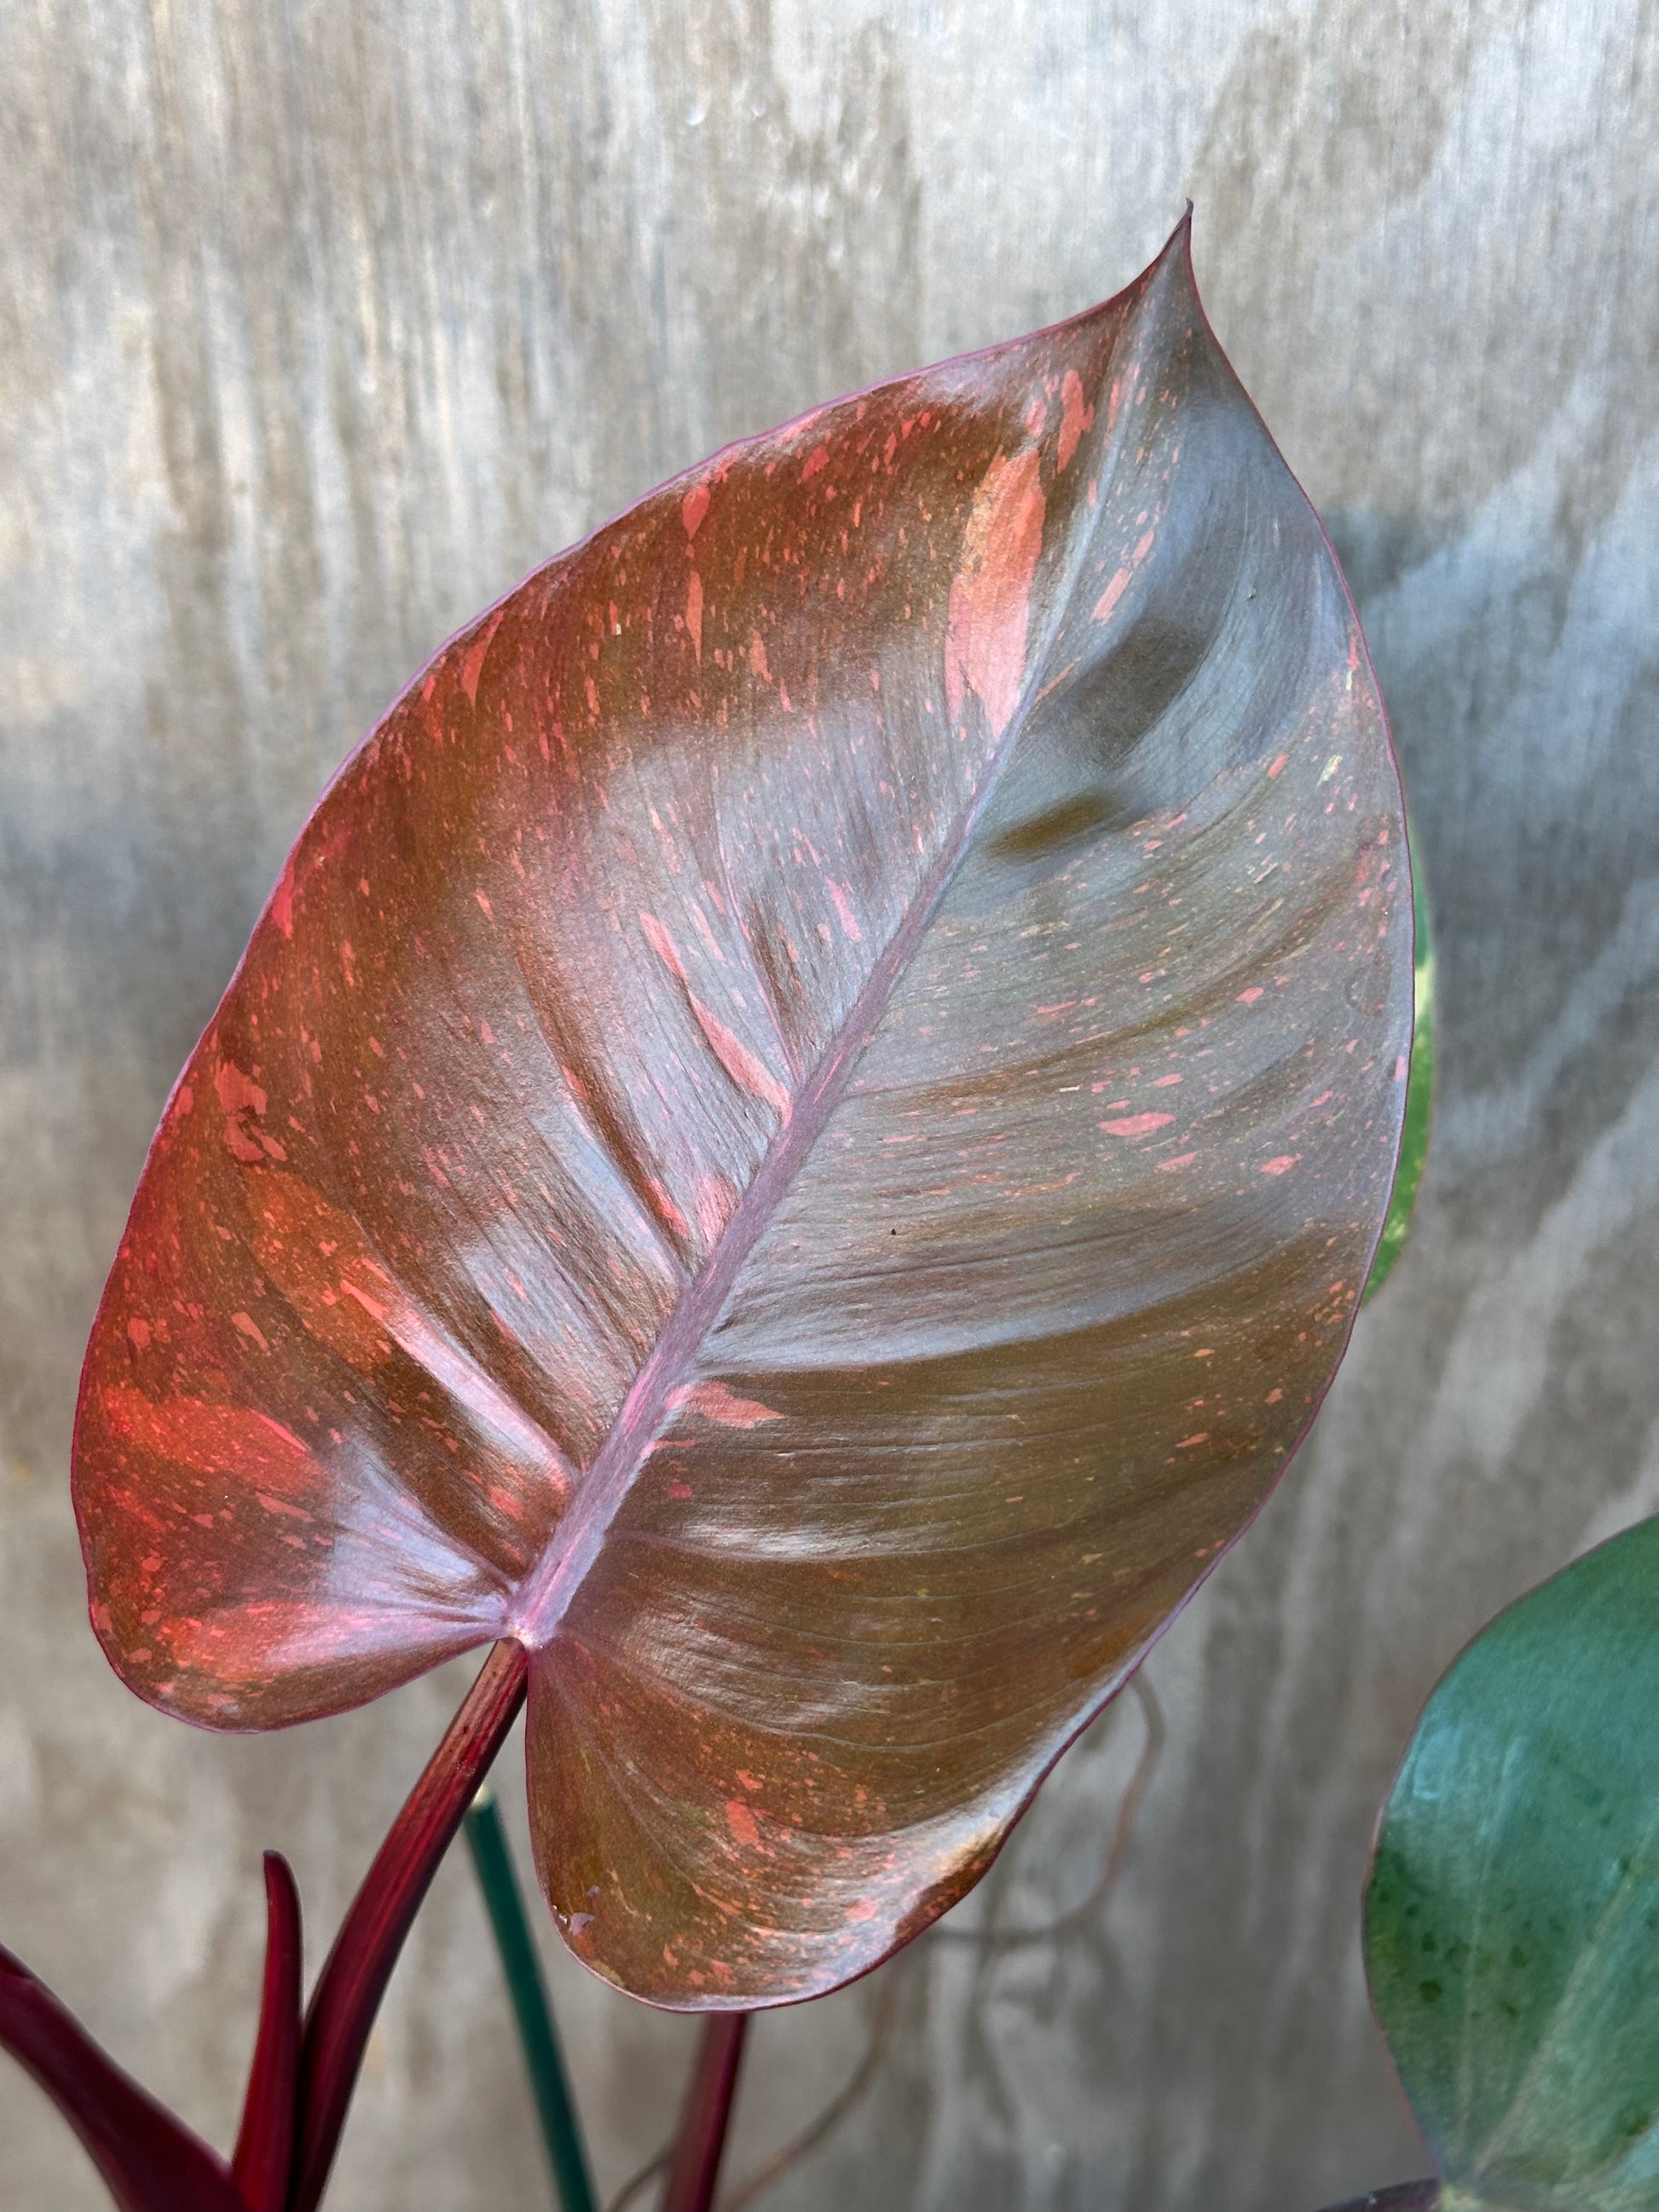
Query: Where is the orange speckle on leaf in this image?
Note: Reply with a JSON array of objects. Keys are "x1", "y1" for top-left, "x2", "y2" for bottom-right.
[{"x1": 725, "y1": 1799, "x2": 760, "y2": 1849}]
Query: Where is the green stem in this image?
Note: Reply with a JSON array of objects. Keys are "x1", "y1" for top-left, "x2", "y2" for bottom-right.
[{"x1": 465, "y1": 1786, "x2": 598, "y2": 2212}]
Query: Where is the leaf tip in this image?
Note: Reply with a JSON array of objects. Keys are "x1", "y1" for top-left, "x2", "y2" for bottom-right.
[{"x1": 1156, "y1": 200, "x2": 1196, "y2": 274}]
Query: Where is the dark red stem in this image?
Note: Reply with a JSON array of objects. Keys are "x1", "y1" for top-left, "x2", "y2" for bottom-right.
[
  {"x1": 232, "y1": 1854, "x2": 303, "y2": 2212},
  {"x1": 0, "y1": 1943, "x2": 243, "y2": 2212},
  {"x1": 662, "y1": 2013, "x2": 750, "y2": 2212},
  {"x1": 1316, "y1": 2186, "x2": 1442, "y2": 2211},
  {"x1": 290, "y1": 1637, "x2": 529, "y2": 2212}
]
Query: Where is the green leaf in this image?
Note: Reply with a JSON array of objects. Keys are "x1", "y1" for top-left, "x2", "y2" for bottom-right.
[
  {"x1": 1363, "y1": 847, "x2": 1432, "y2": 1301},
  {"x1": 1365, "y1": 1516, "x2": 1659, "y2": 2212}
]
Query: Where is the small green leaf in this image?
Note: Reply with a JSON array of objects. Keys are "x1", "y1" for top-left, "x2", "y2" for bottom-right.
[
  {"x1": 1364, "y1": 848, "x2": 1432, "y2": 1301},
  {"x1": 1365, "y1": 1516, "x2": 1659, "y2": 2212}
]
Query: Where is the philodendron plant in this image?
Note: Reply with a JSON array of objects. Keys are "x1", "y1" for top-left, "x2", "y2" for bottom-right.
[{"x1": 3, "y1": 213, "x2": 1431, "y2": 2209}]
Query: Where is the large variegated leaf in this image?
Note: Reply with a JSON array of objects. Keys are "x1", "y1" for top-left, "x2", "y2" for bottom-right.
[{"x1": 74, "y1": 217, "x2": 1410, "y2": 2006}]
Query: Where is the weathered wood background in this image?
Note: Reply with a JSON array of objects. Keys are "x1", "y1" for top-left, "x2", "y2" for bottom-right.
[{"x1": 3, "y1": 2, "x2": 1656, "y2": 2205}]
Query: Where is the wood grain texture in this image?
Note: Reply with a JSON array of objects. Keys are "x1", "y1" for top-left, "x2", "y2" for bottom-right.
[{"x1": 2, "y1": 0, "x2": 1655, "y2": 2203}]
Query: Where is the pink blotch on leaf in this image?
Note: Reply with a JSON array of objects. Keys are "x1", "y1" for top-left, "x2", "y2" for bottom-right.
[
  {"x1": 1100, "y1": 1112, "x2": 1174, "y2": 1137},
  {"x1": 682, "y1": 483, "x2": 711, "y2": 540},
  {"x1": 101, "y1": 1390, "x2": 318, "y2": 1500},
  {"x1": 645, "y1": 1179, "x2": 691, "y2": 1243},
  {"x1": 1260, "y1": 1155, "x2": 1298, "y2": 1176},
  {"x1": 1092, "y1": 569, "x2": 1130, "y2": 626},
  {"x1": 688, "y1": 997, "x2": 791, "y2": 1117},
  {"x1": 945, "y1": 448, "x2": 1046, "y2": 739},
  {"x1": 639, "y1": 911, "x2": 687, "y2": 982},
  {"x1": 1056, "y1": 368, "x2": 1095, "y2": 471},
  {"x1": 686, "y1": 569, "x2": 703, "y2": 664},
  {"x1": 216, "y1": 1059, "x2": 270, "y2": 1163},
  {"x1": 694, "y1": 1174, "x2": 737, "y2": 1244},
  {"x1": 270, "y1": 858, "x2": 296, "y2": 939},
  {"x1": 460, "y1": 609, "x2": 504, "y2": 707},
  {"x1": 725, "y1": 1799, "x2": 760, "y2": 1849},
  {"x1": 828, "y1": 881, "x2": 862, "y2": 942},
  {"x1": 670, "y1": 1380, "x2": 785, "y2": 1429},
  {"x1": 215, "y1": 1060, "x2": 268, "y2": 1121}
]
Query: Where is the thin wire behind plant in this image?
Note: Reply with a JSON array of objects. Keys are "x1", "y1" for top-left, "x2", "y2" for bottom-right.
[
  {"x1": 607, "y1": 2142, "x2": 673, "y2": 2212},
  {"x1": 934, "y1": 1672, "x2": 1165, "y2": 1949},
  {"x1": 719, "y1": 1972, "x2": 905, "y2": 2212},
  {"x1": 681, "y1": 1671, "x2": 1165, "y2": 2212}
]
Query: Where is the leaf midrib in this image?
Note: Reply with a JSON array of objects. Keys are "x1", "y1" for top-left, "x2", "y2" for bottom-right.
[{"x1": 506, "y1": 271, "x2": 1161, "y2": 1652}]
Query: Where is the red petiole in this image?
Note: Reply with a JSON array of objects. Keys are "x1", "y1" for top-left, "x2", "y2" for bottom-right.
[
  {"x1": 0, "y1": 1640, "x2": 529, "y2": 2211},
  {"x1": 290, "y1": 1637, "x2": 529, "y2": 2211},
  {"x1": 1, "y1": 1632, "x2": 758, "y2": 2211}
]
